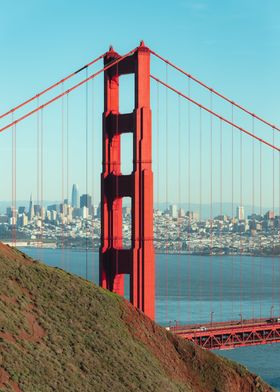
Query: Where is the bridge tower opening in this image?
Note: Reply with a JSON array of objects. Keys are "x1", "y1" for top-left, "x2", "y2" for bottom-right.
[{"x1": 99, "y1": 42, "x2": 155, "y2": 320}]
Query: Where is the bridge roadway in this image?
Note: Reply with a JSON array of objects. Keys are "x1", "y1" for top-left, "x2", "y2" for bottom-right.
[{"x1": 171, "y1": 317, "x2": 280, "y2": 350}]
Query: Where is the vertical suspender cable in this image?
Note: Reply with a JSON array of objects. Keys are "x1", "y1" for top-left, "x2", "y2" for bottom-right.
[
  {"x1": 199, "y1": 107, "x2": 202, "y2": 319},
  {"x1": 14, "y1": 123, "x2": 16, "y2": 247},
  {"x1": 231, "y1": 105, "x2": 234, "y2": 318},
  {"x1": 272, "y1": 127, "x2": 275, "y2": 312},
  {"x1": 259, "y1": 141, "x2": 262, "y2": 319},
  {"x1": 210, "y1": 91, "x2": 213, "y2": 321},
  {"x1": 177, "y1": 95, "x2": 181, "y2": 324},
  {"x1": 41, "y1": 109, "x2": 44, "y2": 250},
  {"x1": 156, "y1": 81, "x2": 160, "y2": 311},
  {"x1": 66, "y1": 94, "x2": 69, "y2": 272},
  {"x1": 252, "y1": 116, "x2": 255, "y2": 319},
  {"x1": 12, "y1": 112, "x2": 16, "y2": 246},
  {"x1": 66, "y1": 94, "x2": 69, "y2": 210},
  {"x1": 156, "y1": 81, "x2": 160, "y2": 247},
  {"x1": 36, "y1": 100, "x2": 40, "y2": 243},
  {"x1": 165, "y1": 63, "x2": 169, "y2": 323},
  {"x1": 279, "y1": 148, "x2": 280, "y2": 317},
  {"x1": 66, "y1": 94, "x2": 69, "y2": 256},
  {"x1": 240, "y1": 126, "x2": 243, "y2": 317},
  {"x1": 279, "y1": 150, "x2": 280, "y2": 316},
  {"x1": 91, "y1": 79, "x2": 95, "y2": 283},
  {"x1": 187, "y1": 77, "x2": 191, "y2": 323},
  {"x1": 85, "y1": 68, "x2": 89, "y2": 280},
  {"x1": 220, "y1": 119, "x2": 223, "y2": 320},
  {"x1": 155, "y1": 80, "x2": 159, "y2": 317},
  {"x1": 61, "y1": 83, "x2": 65, "y2": 270}
]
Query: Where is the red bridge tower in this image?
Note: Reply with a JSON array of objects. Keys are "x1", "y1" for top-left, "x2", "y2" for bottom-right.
[{"x1": 99, "y1": 42, "x2": 155, "y2": 320}]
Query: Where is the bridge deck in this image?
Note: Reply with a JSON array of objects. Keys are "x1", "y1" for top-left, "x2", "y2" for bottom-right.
[{"x1": 171, "y1": 317, "x2": 280, "y2": 350}]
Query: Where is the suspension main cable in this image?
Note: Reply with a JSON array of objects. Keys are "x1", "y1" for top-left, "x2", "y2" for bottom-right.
[
  {"x1": 0, "y1": 53, "x2": 105, "y2": 120},
  {"x1": 150, "y1": 49, "x2": 280, "y2": 133},
  {"x1": 150, "y1": 75, "x2": 280, "y2": 152},
  {"x1": 0, "y1": 48, "x2": 137, "y2": 134}
]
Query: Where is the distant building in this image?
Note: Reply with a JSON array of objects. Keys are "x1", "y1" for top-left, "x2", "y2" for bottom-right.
[
  {"x1": 80, "y1": 194, "x2": 92, "y2": 210},
  {"x1": 123, "y1": 206, "x2": 131, "y2": 217},
  {"x1": 50, "y1": 210, "x2": 57, "y2": 222},
  {"x1": 264, "y1": 210, "x2": 274, "y2": 220},
  {"x1": 0, "y1": 215, "x2": 8, "y2": 223},
  {"x1": 19, "y1": 214, "x2": 28, "y2": 227},
  {"x1": 215, "y1": 214, "x2": 228, "y2": 222},
  {"x1": 34, "y1": 204, "x2": 41, "y2": 216},
  {"x1": 81, "y1": 206, "x2": 89, "y2": 219},
  {"x1": 47, "y1": 204, "x2": 60, "y2": 212},
  {"x1": 236, "y1": 206, "x2": 244, "y2": 221},
  {"x1": 178, "y1": 208, "x2": 185, "y2": 218},
  {"x1": 28, "y1": 194, "x2": 34, "y2": 221},
  {"x1": 60, "y1": 202, "x2": 68, "y2": 217},
  {"x1": 6, "y1": 207, "x2": 13, "y2": 218},
  {"x1": 93, "y1": 205, "x2": 98, "y2": 217},
  {"x1": 169, "y1": 204, "x2": 178, "y2": 219},
  {"x1": 248, "y1": 213, "x2": 262, "y2": 221},
  {"x1": 18, "y1": 206, "x2": 26, "y2": 214},
  {"x1": 97, "y1": 203, "x2": 101, "y2": 218},
  {"x1": 9, "y1": 216, "x2": 17, "y2": 225},
  {"x1": 71, "y1": 184, "x2": 79, "y2": 208},
  {"x1": 187, "y1": 211, "x2": 199, "y2": 221}
]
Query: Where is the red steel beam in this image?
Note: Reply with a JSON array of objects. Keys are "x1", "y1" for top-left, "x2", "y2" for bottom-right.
[
  {"x1": 100, "y1": 42, "x2": 155, "y2": 320},
  {"x1": 173, "y1": 321, "x2": 280, "y2": 350}
]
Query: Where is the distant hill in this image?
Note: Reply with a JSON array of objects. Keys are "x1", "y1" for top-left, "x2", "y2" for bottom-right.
[
  {"x1": 154, "y1": 202, "x2": 273, "y2": 219},
  {"x1": 0, "y1": 243, "x2": 274, "y2": 392}
]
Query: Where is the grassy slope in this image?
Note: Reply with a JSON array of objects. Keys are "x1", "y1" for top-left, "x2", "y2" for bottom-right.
[{"x1": 0, "y1": 243, "x2": 275, "y2": 392}]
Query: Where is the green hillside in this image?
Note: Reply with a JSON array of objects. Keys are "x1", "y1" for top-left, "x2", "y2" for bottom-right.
[{"x1": 0, "y1": 243, "x2": 274, "y2": 392}]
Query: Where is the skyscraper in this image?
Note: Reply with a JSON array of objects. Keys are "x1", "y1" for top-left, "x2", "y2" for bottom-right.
[
  {"x1": 28, "y1": 194, "x2": 34, "y2": 221},
  {"x1": 169, "y1": 204, "x2": 178, "y2": 218},
  {"x1": 71, "y1": 184, "x2": 79, "y2": 208},
  {"x1": 80, "y1": 194, "x2": 92, "y2": 210},
  {"x1": 236, "y1": 206, "x2": 244, "y2": 221}
]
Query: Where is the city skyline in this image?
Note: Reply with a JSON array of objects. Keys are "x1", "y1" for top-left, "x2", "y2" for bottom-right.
[{"x1": 0, "y1": 181, "x2": 278, "y2": 224}]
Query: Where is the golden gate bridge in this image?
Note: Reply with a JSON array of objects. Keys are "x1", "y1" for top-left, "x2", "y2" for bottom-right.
[{"x1": 1, "y1": 41, "x2": 280, "y2": 350}]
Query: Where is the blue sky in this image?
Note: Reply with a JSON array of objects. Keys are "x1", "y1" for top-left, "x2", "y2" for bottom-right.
[
  {"x1": 0, "y1": 0, "x2": 279, "y2": 211},
  {"x1": 0, "y1": 0, "x2": 278, "y2": 115}
]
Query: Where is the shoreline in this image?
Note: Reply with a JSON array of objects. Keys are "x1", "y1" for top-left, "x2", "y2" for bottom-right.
[{"x1": 10, "y1": 243, "x2": 279, "y2": 258}]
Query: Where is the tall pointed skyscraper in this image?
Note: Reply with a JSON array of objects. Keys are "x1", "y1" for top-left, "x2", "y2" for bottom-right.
[
  {"x1": 71, "y1": 184, "x2": 79, "y2": 208},
  {"x1": 28, "y1": 194, "x2": 34, "y2": 221}
]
